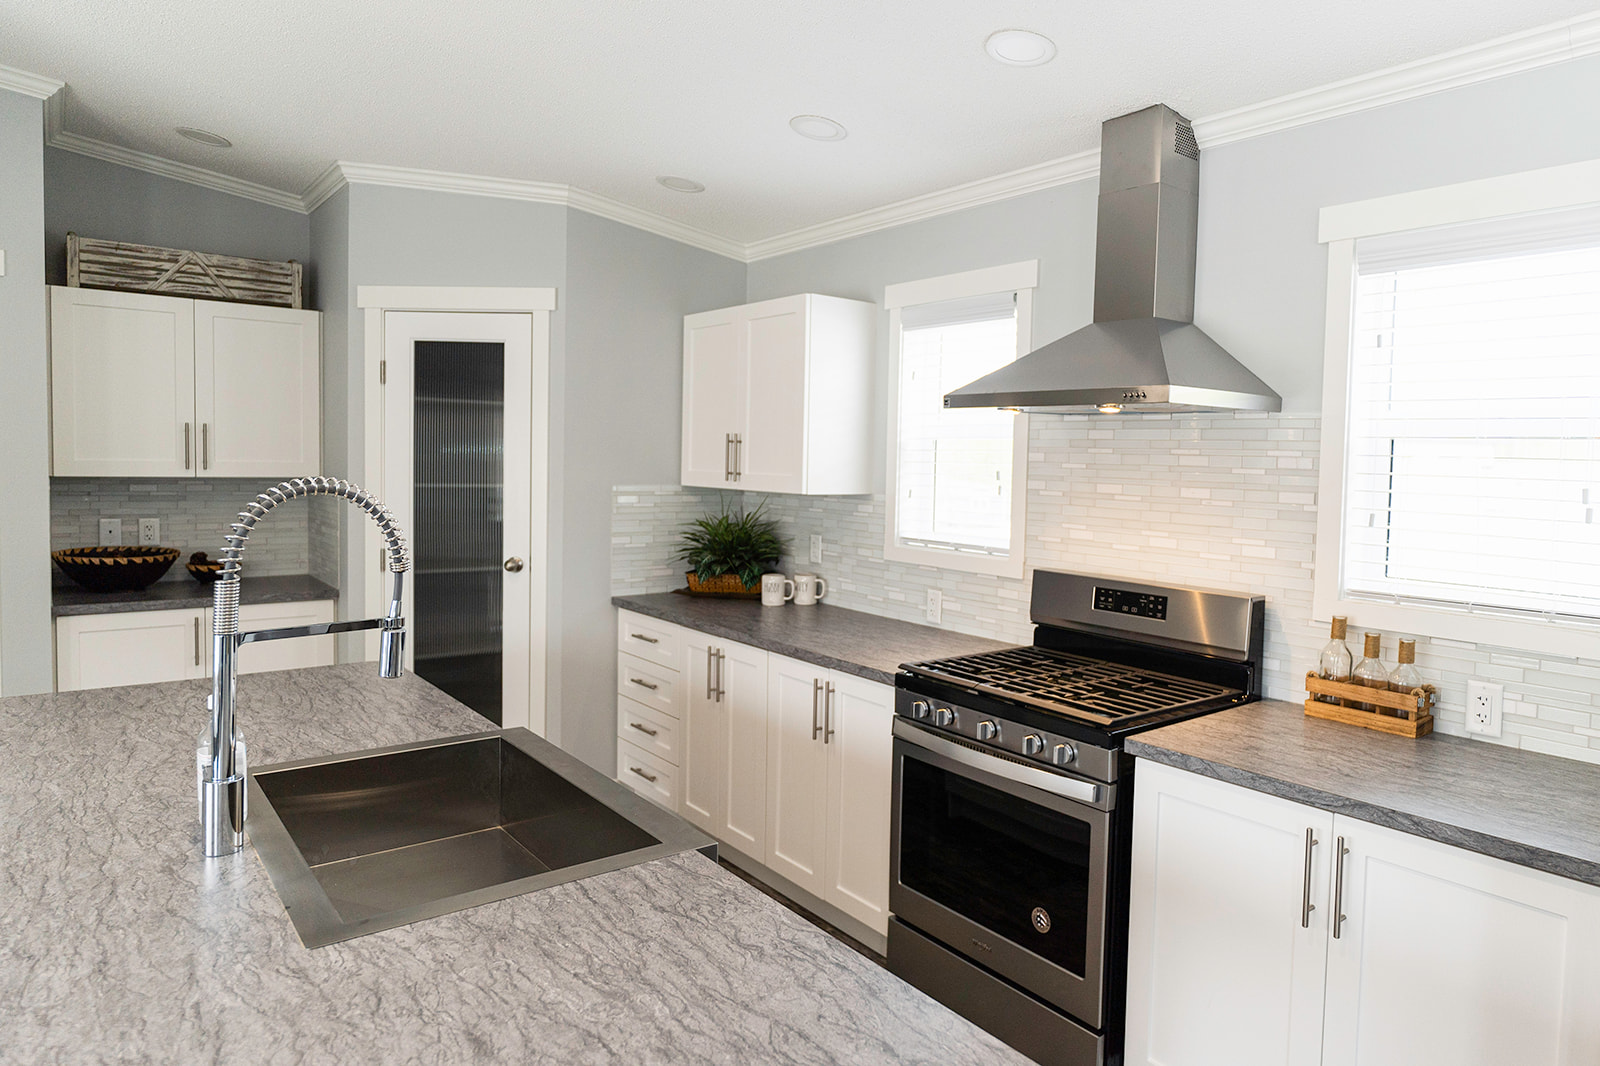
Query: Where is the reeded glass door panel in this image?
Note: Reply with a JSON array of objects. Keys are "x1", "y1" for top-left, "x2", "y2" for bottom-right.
[{"x1": 413, "y1": 340, "x2": 505, "y2": 723}]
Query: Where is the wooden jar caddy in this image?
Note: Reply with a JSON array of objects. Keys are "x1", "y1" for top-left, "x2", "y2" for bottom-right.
[{"x1": 1304, "y1": 672, "x2": 1436, "y2": 738}]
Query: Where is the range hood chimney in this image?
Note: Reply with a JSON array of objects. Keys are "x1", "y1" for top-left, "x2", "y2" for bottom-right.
[{"x1": 944, "y1": 104, "x2": 1281, "y2": 414}]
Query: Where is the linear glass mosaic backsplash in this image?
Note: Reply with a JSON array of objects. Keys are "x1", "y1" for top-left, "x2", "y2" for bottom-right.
[
  {"x1": 51, "y1": 478, "x2": 338, "y2": 583},
  {"x1": 614, "y1": 412, "x2": 1600, "y2": 766}
]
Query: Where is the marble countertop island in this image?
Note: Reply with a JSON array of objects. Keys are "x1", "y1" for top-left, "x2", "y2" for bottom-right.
[{"x1": 0, "y1": 664, "x2": 1028, "y2": 1065}]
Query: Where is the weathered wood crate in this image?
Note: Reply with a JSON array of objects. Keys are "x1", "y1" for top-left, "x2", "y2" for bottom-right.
[
  {"x1": 66, "y1": 233, "x2": 303, "y2": 308},
  {"x1": 1304, "y1": 671, "x2": 1436, "y2": 738}
]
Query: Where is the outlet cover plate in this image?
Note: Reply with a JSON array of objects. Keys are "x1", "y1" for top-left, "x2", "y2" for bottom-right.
[
  {"x1": 1465, "y1": 680, "x2": 1504, "y2": 738},
  {"x1": 809, "y1": 535, "x2": 823, "y2": 564},
  {"x1": 926, "y1": 589, "x2": 943, "y2": 625},
  {"x1": 138, "y1": 518, "x2": 160, "y2": 545},
  {"x1": 98, "y1": 518, "x2": 122, "y2": 546}
]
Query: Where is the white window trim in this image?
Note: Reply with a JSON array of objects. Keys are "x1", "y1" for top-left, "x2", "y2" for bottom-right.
[
  {"x1": 883, "y1": 261, "x2": 1037, "y2": 579},
  {"x1": 1313, "y1": 159, "x2": 1600, "y2": 659}
]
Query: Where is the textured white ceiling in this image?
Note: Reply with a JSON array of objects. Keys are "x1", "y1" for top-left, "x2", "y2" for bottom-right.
[{"x1": 1, "y1": 0, "x2": 1592, "y2": 242}]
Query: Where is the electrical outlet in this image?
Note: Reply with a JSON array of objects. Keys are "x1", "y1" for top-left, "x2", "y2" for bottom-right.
[
  {"x1": 810, "y1": 535, "x2": 823, "y2": 564},
  {"x1": 138, "y1": 518, "x2": 160, "y2": 545},
  {"x1": 98, "y1": 518, "x2": 122, "y2": 546},
  {"x1": 926, "y1": 589, "x2": 943, "y2": 625},
  {"x1": 1465, "y1": 680, "x2": 1504, "y2": 737}
]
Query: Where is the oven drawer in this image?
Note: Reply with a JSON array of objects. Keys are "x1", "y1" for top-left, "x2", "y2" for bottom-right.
[{"x1": 888, "y1": 919, "x2": 1104, "y2": 1066}]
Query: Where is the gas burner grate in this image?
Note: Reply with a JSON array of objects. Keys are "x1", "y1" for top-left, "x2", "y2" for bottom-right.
[{"x1": 905, "y1": 646, "x2": 1237, "y2": 723}]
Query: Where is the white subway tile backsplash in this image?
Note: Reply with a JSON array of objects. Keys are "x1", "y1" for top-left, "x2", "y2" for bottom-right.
[{"x1": 614, "y1": 412, "x2": 1600, "y2": 767}]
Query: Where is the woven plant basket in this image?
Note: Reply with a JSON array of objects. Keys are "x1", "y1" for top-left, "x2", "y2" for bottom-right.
[{"x1": 684, "y1": 571, "x2": 762, "y2": 598}]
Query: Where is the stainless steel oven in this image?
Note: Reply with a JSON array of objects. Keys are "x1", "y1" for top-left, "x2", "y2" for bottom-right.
[{"x1": 888, "y1": 570, "x2": 1265, "y2": 1066}]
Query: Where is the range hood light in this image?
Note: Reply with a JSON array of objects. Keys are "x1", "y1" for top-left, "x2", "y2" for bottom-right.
[{"x1": 1097, "y1": 403, "x2": 1123, "y2": 415}]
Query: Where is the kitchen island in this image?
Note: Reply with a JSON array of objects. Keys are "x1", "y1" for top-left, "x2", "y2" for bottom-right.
[{"x1": 0, "y1": 664, "x2": 1029, "y2": 1065}]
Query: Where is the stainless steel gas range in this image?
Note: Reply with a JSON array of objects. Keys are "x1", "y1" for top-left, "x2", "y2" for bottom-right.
[{"x1": 888, "y1": 570, "x2": 1265, "y2": 1066}]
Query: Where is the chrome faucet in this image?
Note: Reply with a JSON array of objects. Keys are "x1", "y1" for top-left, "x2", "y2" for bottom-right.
[{"x1": 199, "y1": 477, "x2": 410, "y2": 858}]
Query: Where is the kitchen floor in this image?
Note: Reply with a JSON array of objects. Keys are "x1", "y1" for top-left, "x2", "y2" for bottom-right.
[{"x1": 716, "y1": 859, "x2": 887, "y2": 967}]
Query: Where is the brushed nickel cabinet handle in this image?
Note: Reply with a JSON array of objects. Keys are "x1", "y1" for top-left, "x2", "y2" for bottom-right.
[
  {"x1": 628, "y1": 677, "x2": 659, "y2": 691},
  {"x1": 824, "y1": 681, "x2": 835, "y2": 744},
  {"x1": 1332, "y1": 835, "x2": 1350, "y2": 939},
  {"x1": 1301, "y1": 828, "x2": 1318, "y2": 928},
  {"x1": 194, "y1": 617, "x2": 201, "y2": 667},
  {"x1": 725, "y1": 433, "x2": 733, "y2": 481},
  {"x1": 706, "y1": 646, "x2": 715, "y2": 700},
  {"x1": 630, "y1": 632, "x2": 659, "y2": 644},
  {"x1": 629, "y1": 765, "x2": 658, "y2": 784},
  {"x1": 184, "y1": 422, "x2": 192, "y2": 470},
  {"x1": 715, "y1": 649, "x2": 726, "y2": 701},
  {"x1": 629, "y1": 721, "x2": 659, "y2": 738},
  {"x1": 201, "y1": 423, "x2": 210, "y2": 470},
  {"x1": 812, "y1": 679, "x2": 822, "y2": 740},
  {"x1": 734, "y1": 434, "x2": 742, "y2": 481}
]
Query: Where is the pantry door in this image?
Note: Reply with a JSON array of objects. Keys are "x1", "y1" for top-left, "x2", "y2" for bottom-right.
[{"x1": 381, "y1": 310, "x2": 546, "y2": 734}]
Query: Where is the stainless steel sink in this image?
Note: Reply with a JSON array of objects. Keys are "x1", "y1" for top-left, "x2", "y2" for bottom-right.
[{"x1": 246, "y1": 729, "x2": 716, "y2": 947}]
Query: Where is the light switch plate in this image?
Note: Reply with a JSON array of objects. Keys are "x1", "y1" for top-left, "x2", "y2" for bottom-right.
[
  {"x1": 809, "y1": 535, "x2": 823, "y2": 564},
  {"x1": 138, "y1": 518, "x2": 160, "y2": 545},
  {"x1": 98, "y1": 518, "x2": 122, "y2": 545}
]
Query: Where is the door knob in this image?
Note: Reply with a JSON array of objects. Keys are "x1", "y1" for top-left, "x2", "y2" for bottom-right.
[{"x1": 503, "y1": 557, "x2": 524, "y2": 572}]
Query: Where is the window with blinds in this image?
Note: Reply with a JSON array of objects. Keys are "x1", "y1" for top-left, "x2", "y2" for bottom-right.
[
  {"x1": 894, "y1": 292, "x2": 1019, "y2": 556},
  {"x1": 1344, "y1": 205, "x2": 1600, "y2": 620}
]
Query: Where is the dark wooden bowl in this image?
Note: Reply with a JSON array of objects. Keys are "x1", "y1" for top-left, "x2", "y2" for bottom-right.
[
  {"x1": 51, "y1": 546, "x2": 180, "y2": 592},
  {"x1": 187, "y1": 560, "x2": 224, "y2": 583}
]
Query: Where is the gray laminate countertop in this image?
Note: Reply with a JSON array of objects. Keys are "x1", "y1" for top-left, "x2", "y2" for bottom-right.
[
  {"x1": 1127, "y1": 698, "x2": 1600, "y2": 887},
  {"x1": 612, "y1": 593, "x2": 1014, "y2": 684},
  {"x1": 52, "y1": 573, "x2": 338, "y2": 616},
  {"x1": 0, "y1": 663, "x2": 1027, "y2": 1065}
]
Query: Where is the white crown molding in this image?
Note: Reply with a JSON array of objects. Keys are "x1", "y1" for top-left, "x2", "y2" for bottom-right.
[
  {"x1": 26, "y1": 9, "x2": 1600, "y2": 262},
  {"x1": 742, "y1": 149, "x2": 1100, "y2": 262},
  {"x1": 0, "y1": 61, "x2": 64, "y2": 99}
]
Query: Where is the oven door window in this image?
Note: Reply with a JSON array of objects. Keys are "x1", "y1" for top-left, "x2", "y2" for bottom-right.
[{"x1": 899, "y1": 755, "x2": 1092, "y2": 976}]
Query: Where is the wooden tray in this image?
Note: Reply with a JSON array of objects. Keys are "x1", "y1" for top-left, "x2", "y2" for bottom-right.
[
  {"x1": 1304, "y1": 672, "x2": 1435, "y2": 738},
  {"x1": 67, "y1": 233, "x2": 303, "y2": 308}
]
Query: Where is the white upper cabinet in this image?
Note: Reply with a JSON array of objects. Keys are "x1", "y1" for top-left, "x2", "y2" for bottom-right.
[
  {"x1": 195, "y1": 301, "x2": 321, "y2": 477},
  {"x1": 50, "y1": 286, "x2": 320, "y2": 479},
  {"x1": 681, "y1": 293, "x2": 874, "y2": 495}
]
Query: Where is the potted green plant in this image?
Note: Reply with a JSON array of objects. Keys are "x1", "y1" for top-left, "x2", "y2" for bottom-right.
[{"x1": 676, "y1": 501, "x2": 786, "y2": 596}]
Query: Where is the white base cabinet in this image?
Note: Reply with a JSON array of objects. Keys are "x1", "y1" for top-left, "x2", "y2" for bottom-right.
[
  {"x1": 683, "y1": 633, "x2": 769, "y2": 860},
  {"x1": 56, "y1": 601, "x2": 338, "y2": 692},
  {"x1": 1126, "y1": 759, "x2": 1600, "y2": 1066}
]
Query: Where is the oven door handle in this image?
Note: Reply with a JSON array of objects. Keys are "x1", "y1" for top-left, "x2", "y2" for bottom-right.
[{"x1": 893, "y1": 718, "x2": 1101, "y2": 805}]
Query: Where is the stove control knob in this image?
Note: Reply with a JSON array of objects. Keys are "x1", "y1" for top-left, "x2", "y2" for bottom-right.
[
  {"x1": 975, "y1": 720, "x2": 999, "y2": 742},
  {"x1": 1052, "y1": 743, "x2": 1078, "y2": 767},
  {"x1": 933, "y1": 707, "x2": 955, "y2": 728},
  {"x1": 1022, "y1": 734, "x2": 1044, "y2": 757},
  {"x1": 909, "y1": 700, "x2": 930, "y2": 720}
]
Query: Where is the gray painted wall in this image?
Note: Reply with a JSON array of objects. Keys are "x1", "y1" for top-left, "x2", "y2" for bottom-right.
[
  {"x1": 749, "y1": 53, "x2": 1600, "y2": 421},
  {"x1": 43, "y1": 147, "x2": 312, "y2": 293},
  {"x1": 562, "y1": 208, "x2": 745, "y2": 771},
  {"x1": 0, "y1": 90, "x2": 52, "y2": 695}
]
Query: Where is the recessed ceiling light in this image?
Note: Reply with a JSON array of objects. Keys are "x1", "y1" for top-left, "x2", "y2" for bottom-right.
[
  {"x1": 656, "y1": 175, "x2": 706, "y2": 193},
  {"x1": 789, "y1": 115, "x2": 847, "y2": 142},
  {"x1": 985, "y1": 29, "x2": 1057, "y2": 67},
  {"x1": 175, "y1": 126, "x2": 232, "y2": 148}
]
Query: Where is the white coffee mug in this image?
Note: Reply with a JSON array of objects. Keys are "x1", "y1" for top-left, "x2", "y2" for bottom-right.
[
  {"x1": 792, "y1": 574, "x2": 827, "y2": 606},
  {"x1": 760, "y1": 573, "x2": 794, "y2": 607}
]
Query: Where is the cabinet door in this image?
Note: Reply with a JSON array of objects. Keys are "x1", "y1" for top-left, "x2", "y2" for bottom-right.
[
  {"x1": 765, "y1": 654, "x2": 829, "y2": 896},
  {"x1": 228, "y1": 601, "x2": 337, "y2": 675},
  {"x1": 823, "y1": 671, "x2": 894, "y2": 936},
  {"x1": 196, "y1": 302, "x2": 320, "y2": 478},
  {"x1": 717, "y1": 640, "x2": 769, "y2": 860},
  {"x1": 679, "y1": 637, "x2": 723, "y2": 835},
  {"x1": 737, "y1": 296, "x2": 808, "y2": 494},
  {"x1": 1125, "y1": 760, "x2": 1334, "y2": 1066},
  {"x1": 56, "y1": 609, "x2": 207, "y2": 692},
  {"x1": 50, "y1": 287, "x2": 195, "y2": 477},
  {"x1": 681, "y1": 310, "x2": 744, "y2": 488},
  {"x1": 1323, "y1": 816, "x2": 1600, "y2": 1066}
]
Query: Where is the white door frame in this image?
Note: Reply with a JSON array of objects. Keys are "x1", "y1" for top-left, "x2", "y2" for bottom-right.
[{"x1": 356, "y1": 286, "x2": 555, "y2": 735}]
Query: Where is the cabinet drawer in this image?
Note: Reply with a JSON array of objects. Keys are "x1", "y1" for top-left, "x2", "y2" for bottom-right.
[
  {"x1": 617, "y1": 737, "x2": 678, "y2": 811},
  {"x1": 617, "y1": 651, "x2": 680, "y2": 718},
  {"x1": 617, "y1": 611, "x2": 682, "y2": 669},
  {"x1": 616, "y1": 695, "x2": 679, "y2": 765}
]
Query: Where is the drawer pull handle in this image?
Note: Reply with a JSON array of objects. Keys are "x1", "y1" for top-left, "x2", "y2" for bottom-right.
[
  {"x1": 630, "y1": 632, "x2": 660, "y2": 644},
  {"x1": 628, "y1": 677, "x2": 659, "y2": 691},
  {"x1": 629, "y1": 722, "x2": 659, "y2": 737},
  {"x1": 629, "y1": 765, "x2": 658, "y2": 784}
]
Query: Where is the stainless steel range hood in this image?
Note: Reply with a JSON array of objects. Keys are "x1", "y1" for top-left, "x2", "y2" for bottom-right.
[{"x1": 944, "y1": 104, "x2": 1281, "y2": 414}]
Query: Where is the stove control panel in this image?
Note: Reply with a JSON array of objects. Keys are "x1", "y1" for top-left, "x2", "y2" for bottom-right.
[
  {"x1": 893, "y1": 688, "x2": 1116, "y2": 783},
  {"x1": 1092, "y1": 585, "x2": 1168, "y2": 620}
]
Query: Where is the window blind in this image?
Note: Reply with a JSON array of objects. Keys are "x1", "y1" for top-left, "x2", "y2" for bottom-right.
[
  {"x1": 896, "y1": 292, "x2": 1018, "y2": 555},
  {"x1": 1345, "y1": 206, "x2": 1600, "y2": 620}
]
